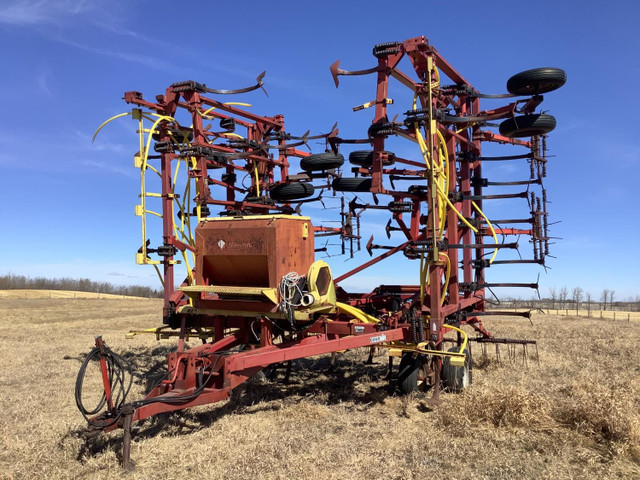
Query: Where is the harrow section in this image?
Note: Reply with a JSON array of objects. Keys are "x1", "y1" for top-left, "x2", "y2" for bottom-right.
[{"x1": 81, "y1": 36, "x2": 565, "y2": 467}]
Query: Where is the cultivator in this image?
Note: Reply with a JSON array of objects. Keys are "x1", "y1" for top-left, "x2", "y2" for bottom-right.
[{"x1": 79, "y1": 36, "x2": 564, "y2": 467}]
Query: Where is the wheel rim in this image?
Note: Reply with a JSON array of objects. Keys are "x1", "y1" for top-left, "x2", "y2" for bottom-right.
[{"x1": 460, "y1": 365, "x2": 469, "y2": 388}]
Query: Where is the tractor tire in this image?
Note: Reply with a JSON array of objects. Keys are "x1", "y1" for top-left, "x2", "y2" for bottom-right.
[
  {"x1": 397, "y1": 352, "x2": 423, "y2": 394},
  {"x1": 300, "y1": 152, "x2": 344, "y2": 172},
  {"x1": 349, "y1": 150, "x2": 396, "y2": 167},
  {"x1": 506, "y1": 67, "x2": 567, "y2": 96},
  {"x1": 331, "y1": 177, "x2": 372, "y2": 192},
  {"x1": 442, "y1": 346, "x2": 472, "y2": 393},
  {"x1": 499, "y1": 114, "x2": 556, "y2": 138},
  {"x1": 269, "y1": 182, "x2": 315, "y2": 201}
]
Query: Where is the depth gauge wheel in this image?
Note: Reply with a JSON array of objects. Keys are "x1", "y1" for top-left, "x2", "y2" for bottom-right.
[
  {"x1": 506, "y1": 67, "x2": 567, "y2": 95},
  {"x1": 331, "y1": 177, "x2": 372, "y2": 192},
  {"x1": 269, "y1": 182, "x2": 315, "y2": 201},
  {"x1": 441, "y1": 346, "x2": 472, "y2": 393},
  {"x1": 499, "y1": 114, "x2": 556, "y2": 138},
  {"x1": 397, "y1": 352, "x2": 427, "y2": 394},
  {"x1": 349, "y1": 150, "x2": 396, "y2": 167},
  {"x1": 300, "y1": 152, "x2": 344, "y2": 172}
]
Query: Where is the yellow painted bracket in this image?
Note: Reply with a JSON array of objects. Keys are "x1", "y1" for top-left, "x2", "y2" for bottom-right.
[
  {"x1": 179, "y1": 285, "x2": 279, "y2": 304},
  {"x1": 387, "y1": 344, "x2": 466, "y2": 366}
]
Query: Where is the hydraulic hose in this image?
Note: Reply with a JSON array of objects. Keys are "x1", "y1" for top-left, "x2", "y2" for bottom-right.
[{"x1": 75, "y1": 344, "x2": 133, "y2": 427}]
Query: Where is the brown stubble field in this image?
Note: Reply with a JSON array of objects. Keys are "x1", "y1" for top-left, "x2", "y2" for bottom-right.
[{"x1": 0, "y1": 295, "x2": 639, "y2": 480}]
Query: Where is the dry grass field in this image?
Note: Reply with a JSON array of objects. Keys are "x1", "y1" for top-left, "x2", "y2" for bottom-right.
[
  {"x1": 0, "y1": 289, "x2": 151, "y2": 300},
  {"x1": 0, "y1": 295, "x2": 639, "y2": 480}
]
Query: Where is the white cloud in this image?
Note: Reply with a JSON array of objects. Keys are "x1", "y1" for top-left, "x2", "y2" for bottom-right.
[
  {"x1": 55, "y1": 36, "x2": 175, "y2": 70},
  {"x1": 0, "y1": 0, "x2": 94, "y2": 25}
]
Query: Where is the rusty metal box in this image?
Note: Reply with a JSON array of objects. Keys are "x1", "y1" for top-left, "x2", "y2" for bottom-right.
[{"x1": 195, "y1": 215, "x2": 315, "y2": 288}]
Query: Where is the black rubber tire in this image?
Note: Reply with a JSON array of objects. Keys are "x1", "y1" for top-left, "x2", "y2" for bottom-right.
[
  {"x1": 349, "y1": 150, "x2": 396, "y2": 167},
  {"x1": 397, "y1": 352, "x2": 421, "y2": 394},
  {"x1": 442, "y1": 346, "x2": 472, "y2": 393},
  {"x1": 269, "y1": 182, "x2": 315, "y2": 201},
  {"x1": 499, "y1": 114, "x2": 556, "y2": 138},
  {"x1": 300, "y1": 152, "x2": 344, "y2": 172},
  {"x1": 332, "y1": 177, "x2": 372, "y2": 192},
  {"x1": 506, "y1": 67, "x2": 567, "y2": 96}
]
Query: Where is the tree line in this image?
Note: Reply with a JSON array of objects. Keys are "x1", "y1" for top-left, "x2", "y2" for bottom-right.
[
  {"x1": 0, "y1": 273, "x2": 162, "y2": 298},
  {"x1": 502, "y1": 286, "x2": 640, "y2": 312}
]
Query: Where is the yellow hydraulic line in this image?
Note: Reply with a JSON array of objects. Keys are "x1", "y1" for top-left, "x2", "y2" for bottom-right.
[
  {"x1": 221, "y1": 132, "x2": 243, "y2": 139},
  {"x1": 152, "y1": 264, "x2": 164, "y2": 287},
  {"x1": 421, "y1": 252, "x2": 451, "y2": 306},
  {"x1": 91, "y1": 112, "x2": 132, "y2": 142},
  {"x1": 145, "y1": 164, "x2": 161, "y2": 177},
  {"x1": 253, "y1": 162, "x2": 260, "y2": 196},
  {"x1": 441, "y1": 189, "x2": 478, "y2": 233},
  {"x1": 138, "y1": 115, "x2": 144, "y2": 159},
  {"x1": 456, "y1": 123, "x2": 476, "y2": 135},
  {"x1": 410, "y1": 324, "x2": 469, "y2": 358},
  {"x1": 472, "y1": 200, "x2": 499, "y2": 264},
  {"x1": 138, "y1": 117, "x2": 147, "y2": 263},
  {"x1": 145, "y1": 210, "x2": 163, "y2": 218},
  {"x1": 415, "y1": 125, "x2": 477, "y2": 233},
  {"x1": 142, "y1": 115, "x2": 181, "y2": 170},
  {"x1": 440, "y1": 253, "x2": 451, "y2": 305},
  {"x1": 440, "y1": 324, "x2": 468, "y2": 354},
  {"x1": 172, "y1": 157, "x2": 182, "y2": 190},
  {"x1": 197, "y1": 102, "x2": 253, "y2": 119},
  {"x1": 436, "y1": 139, "x2": 447, "y2": 237},
  {"x1": 183, "y1": 180, "x2": 195, "y2": 244},
  {"x1": 336, "y1": 302, "x2": 380, "y2": 324}
]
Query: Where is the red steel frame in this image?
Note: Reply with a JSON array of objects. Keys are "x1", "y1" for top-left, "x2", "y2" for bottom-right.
[{"x1": 86, "y1": 36, "x2": 553, "y2": 449}]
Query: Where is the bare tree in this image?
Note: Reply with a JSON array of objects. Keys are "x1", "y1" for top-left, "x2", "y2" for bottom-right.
[
  {"x1": 572, "y1": 287, "x2": 583, "y2": 314},
  {"x1": 609, "y1": 290, "x2": 616, "y2": 310},
  {"x1": 549, "y1": 287, "x2": 557, "y2": 310},
  {"x1": 601, "y1": 288, "x2": 610, "y2": 310},
  {"x1": 559, "y1": 286, "x2": 568, "y2": 309}
]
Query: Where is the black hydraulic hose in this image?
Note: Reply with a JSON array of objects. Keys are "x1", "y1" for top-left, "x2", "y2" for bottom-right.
[{"x1": 75, "y1": 345, "x2": 133, "y2": 427}]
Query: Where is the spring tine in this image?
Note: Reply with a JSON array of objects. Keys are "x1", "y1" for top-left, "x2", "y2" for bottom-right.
[{"x1": 330, "y1": 60, "x2": 378, "y2": 87}]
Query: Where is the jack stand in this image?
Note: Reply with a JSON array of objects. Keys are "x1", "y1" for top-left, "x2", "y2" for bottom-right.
[
  {"x1": 384, "y1": 355, "x2": 394, "y2": 380},
  {"x1": 426, "y1": 359, "x2": 442, "y2": 405},
  {"x1": 365, "y1": 346, "x2": 375, "y2": 364},
  {"x1": 121, "y1": 405, "x2": 135, "y2": 473}
]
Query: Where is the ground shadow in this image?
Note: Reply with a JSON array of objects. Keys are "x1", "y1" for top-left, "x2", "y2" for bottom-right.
[{"x1": 65, "y1": 348, "x2": 400, "y2": 462}]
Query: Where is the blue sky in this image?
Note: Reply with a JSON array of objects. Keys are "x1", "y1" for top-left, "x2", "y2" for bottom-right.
[{"x1": 1, "y1": 0, "x2": 639, "y2": 300}]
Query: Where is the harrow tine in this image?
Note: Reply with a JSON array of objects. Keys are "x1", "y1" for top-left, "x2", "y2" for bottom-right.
[{"x1": 330, "y1": 60, "x2": 378, "y2": 87}]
